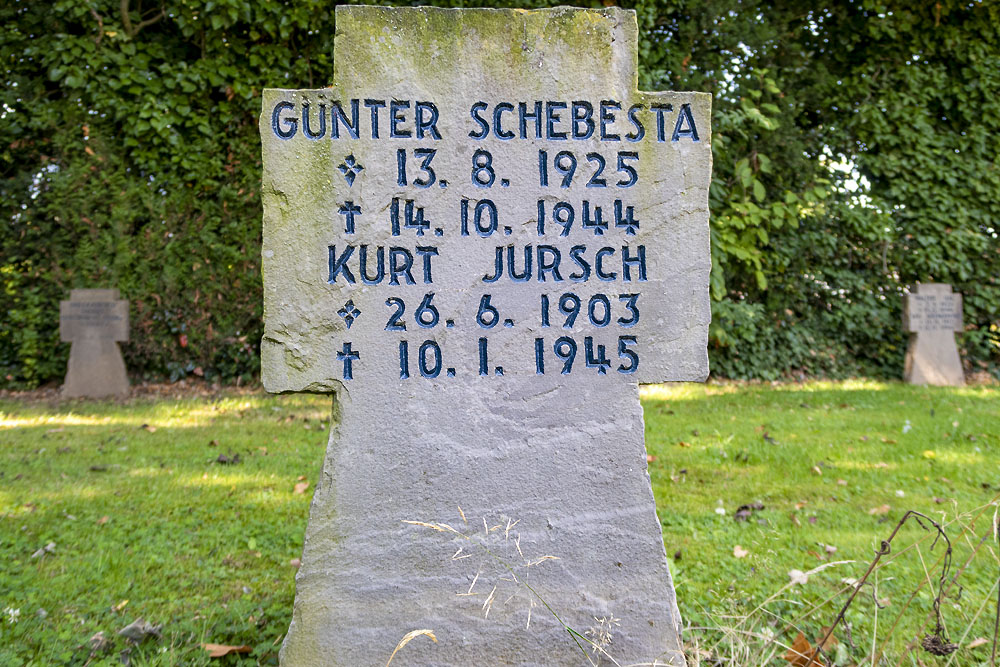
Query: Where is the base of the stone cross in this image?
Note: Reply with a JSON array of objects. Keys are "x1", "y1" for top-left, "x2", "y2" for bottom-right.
[
  {"x1": 904, "y1": 331, "x2": 965, "y2": 386},
  {"x1": 280, "y1": 376, "x2": 685, "y2": 666},
  {"x1": 62, "y1": 339, "x2": 130, "y2": 398}
]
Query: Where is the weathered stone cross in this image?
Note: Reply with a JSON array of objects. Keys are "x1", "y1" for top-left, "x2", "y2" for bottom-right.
[
  {"x1": 260, "y1": 7, "x2": 711, "y2": 665},
  {"x1": 59, "y1": 288, "x2": 130, "y2": 398},
  {"x1": 903, "y1": 283, "x2": 965, "y2": 386}
]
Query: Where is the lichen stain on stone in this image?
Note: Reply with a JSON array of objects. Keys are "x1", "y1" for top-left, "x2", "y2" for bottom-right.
[{"x1": 333, "y1": 7, "x2": 633, "y2": 97}]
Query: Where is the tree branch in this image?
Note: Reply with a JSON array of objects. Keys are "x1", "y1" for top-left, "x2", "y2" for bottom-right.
[
  {"x1": 120, "y1": 0, "x2": 133, "y2": 37},
  {"x1": 121, "y1": 0, "x2": 164, "y2": 38},
  {"x1": 89, "y1": 6, "x2": 104, "y2": 45},
  {"x1": 134, "y1": 8, "x2": 165, "y2": 34}
]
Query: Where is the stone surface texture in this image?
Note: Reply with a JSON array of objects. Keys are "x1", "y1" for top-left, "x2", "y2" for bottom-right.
[
  {"x1": 60, "y1": 288, "x2": 130, "y2": 398},
  {"x1": 903, "y1": 283, "x2": 964, "y2": 386},
  {"x1": 261, "y1": 7, "x2": 711, "y2": 665}
]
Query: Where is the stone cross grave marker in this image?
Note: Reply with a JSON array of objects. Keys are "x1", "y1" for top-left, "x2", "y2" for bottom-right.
[
  {"x1": 59, "y1": 288, "x2": 130, "y2": 398},
  {"x1": 260, "y1": 7, "x2": 710, "y2": 665},
  {"x1": 903, "y1": 283, "x2": 964, "y2": 386}
]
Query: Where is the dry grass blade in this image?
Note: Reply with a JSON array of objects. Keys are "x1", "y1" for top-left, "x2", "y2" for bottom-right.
[
  {"x1": 401, "y1": 520, "x2": 456, "y2": 534},
  {"x1": 385, "y1": 629, "x2": 437, "y2": 666},
  {"x1": 992, "y1": 502, "x2": 999, "y2": 665},
  {"x1": 526, "y1": 554, "x2": 561, "y2": 567}
]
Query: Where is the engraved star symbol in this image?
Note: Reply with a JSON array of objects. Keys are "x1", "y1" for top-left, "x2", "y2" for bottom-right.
[
  {"x1": 337, "y1": 300, "x2": 361, "y2": 329},
  {"x1": 338, "y1": 155, "x2": 364, "y2": 186}
]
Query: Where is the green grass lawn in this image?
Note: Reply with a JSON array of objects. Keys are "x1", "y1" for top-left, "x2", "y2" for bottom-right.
[{"x1": 1, "y1": 381, "x2": 997, "y2": 666}]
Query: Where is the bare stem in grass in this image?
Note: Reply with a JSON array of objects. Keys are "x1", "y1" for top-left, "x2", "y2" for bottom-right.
[
  {"x1": 943, "y1": 577, "x2": 1000, "y2": 667},
  {"x1": 992, "y1": 502, "x2": 999, "y2": 667},
  {"x1": 856, "y1": 495, "x2": 1000, "y2": 665},
  {"x1": 889, "y1": 523, "x2": 998, "y2": 666},
  {"x1": 805, "y1": 510, "x2": 955, "y2": 667},
  {"x1": 719, "y1": 499, "x2": 999, "y2": 667}
]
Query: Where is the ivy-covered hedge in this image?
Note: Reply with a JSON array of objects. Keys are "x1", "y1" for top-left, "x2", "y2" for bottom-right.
[{"x1": 2, "y1": 0, "x2": 998, "y2": 386}]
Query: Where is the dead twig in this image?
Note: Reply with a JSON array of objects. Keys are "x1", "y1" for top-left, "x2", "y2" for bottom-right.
[
  {"x1": 804, "y1": 511, "x2": 956, "y2": 667},
  {"x1": 89, "y1": 6, "x2": 104, "y2": 45},
  {"x1": 120, "y1": 0, "x2": 165, "y2": 38},
  {"x1": 992, "y1": 505, "x2": 999, "y2": 666}
]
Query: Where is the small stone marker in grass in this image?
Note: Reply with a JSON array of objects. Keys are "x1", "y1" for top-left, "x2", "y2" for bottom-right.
[
  {"x1": 903, "y1": 283, "x2": 965, "y2": 386},
  {"x1": 260, "y1": 6, "x2": 711, "y2": 665},
  {"x1": 59, "y1": 288, "x2": 130, "y2": 398}
]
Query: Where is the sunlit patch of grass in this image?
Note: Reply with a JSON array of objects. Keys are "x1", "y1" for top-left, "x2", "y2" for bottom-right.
[
  {"x1": 0, "y1": 414, "x2": 123, "y2": 428},
  {"x1": 0, "y1": 391, "x2": 329, "y2": 665}
]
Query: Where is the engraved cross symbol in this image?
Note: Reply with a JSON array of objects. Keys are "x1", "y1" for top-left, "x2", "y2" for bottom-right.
[
  {"x1": 338, "y1": 155, "x2": 363, "y2": 186},
  {"x1": 336, "y1": 342, "x2": 360, "y2": 380},
  {"x1": 338, "y1": 201, "x2": 362, "y2": 234}
]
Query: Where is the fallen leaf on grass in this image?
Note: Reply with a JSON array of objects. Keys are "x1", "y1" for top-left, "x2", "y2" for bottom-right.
[
  {"x1": 31, "y1": 542, "x2": 56, "y2": 559},
  {"x1": 294, "y1": 481, "x2": 309, "y2": 494},
  {"x1": 967, "y1": 637, "x2": 989, "y2": 649},
  {"x1": 118, "y1": 618, "x2": 162, "y2": 642},
  {"x1": 215, "y1": 453, "x2": 241, "y2": 465},
  {"x1": 782, "y1": 632, "x2": 820, "y2": 666},
  {"x1": 290, "y1": 558, "x2": 301, "y2": 568},
  {"x1": 811, "y1": 466, "x2": 822, "y2": 475},
  {"x1": 836, "y1": 479, "x2": 847, "y2": 486},
  {"x1": 97, "y1": 515, "x2": 109, "y2": 525},
  {"x1": 646, "y1": 454, "x2": 656, "y2": 463},
  {"x1": 140, "y1": 424, "x2": 157, "y2": 433},
  {"x1": 733, "y1": 545, "x2": 749, "y2": 558},
  {"x1": 868, "y1": 504, "x2": 891, "y2": 516},
  {"x1": 815, "y1": 627, "x2": 839, "y2": 652},
  {"x1": 297, "y1": 475, "x2": 307, "y2": 481},
  {"x1": 385, "y1": 629, "x2": 437, "y2": 666},
  {"x1": 203, "y1": 643, "x2": 251, "y2": 658},
  {"x1": 677, "y1": 441, "x2": 691, "y2": 448},
  {"x1": 734, "y1": 502, "x2": 765, "y2": 521},
  {"x1": 89, "y1": 630, "x2": 109, "y2": 652},
  {"x1": 112, "y1": 599, "x2": 129, "y2": 613}
]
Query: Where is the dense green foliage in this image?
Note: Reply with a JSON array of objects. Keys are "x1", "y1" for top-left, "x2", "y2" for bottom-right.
[{"x1": 2, "y1": 0, "x2": 998, "y2": 386}]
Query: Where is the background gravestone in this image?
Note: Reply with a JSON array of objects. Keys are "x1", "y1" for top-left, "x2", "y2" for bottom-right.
[
  {"x1": 261, "y1": 6, "x2": 711, "y2": 665},
  {"x1": 903, "y1": 283, "x2": 964, "y2": 386},
  {"x1": 59, "y1": 289, "x2": 130, "y2": 398}
]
